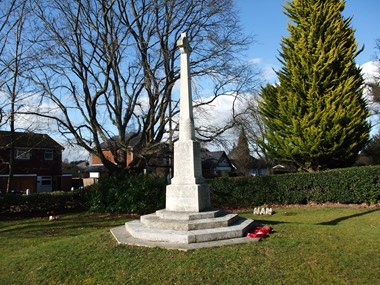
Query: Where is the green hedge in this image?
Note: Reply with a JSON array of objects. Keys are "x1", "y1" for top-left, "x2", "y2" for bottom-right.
[
  {"x1": 210, "y1": 165, "x2": 380, "y2": 208},
  {"x1": 0, "y1": 190, "x2": 90, "y2": 215},
  {"x1": 88, "y1": 173, "x2": 166, "y2": 214},
  {"x1": 0, "y1": 173, "x2": 166, "y2": 216},
  {"x1": 2, "y1": 166, "x2": 378, "y2": 215}
]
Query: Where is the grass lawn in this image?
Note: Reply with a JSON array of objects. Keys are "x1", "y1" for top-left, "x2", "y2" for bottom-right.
[{"x1": 1, "y1": 206, "x2": 379, "y2": 285}]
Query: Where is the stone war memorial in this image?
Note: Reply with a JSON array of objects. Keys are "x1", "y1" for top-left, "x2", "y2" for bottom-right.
[{"x1": 111, "y1": 33, "x2": 257, "y2": 250}]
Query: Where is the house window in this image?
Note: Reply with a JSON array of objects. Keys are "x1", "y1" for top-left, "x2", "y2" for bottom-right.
[
  {"x1": 15, "y1": 148, "x2": 30, "y2": 160},
  {"x1": 41, "y1": 176, "x2": 52, "y2": 186},
  {"x1": 44, "y1": 150, "x2": 54, "y2": 160}
]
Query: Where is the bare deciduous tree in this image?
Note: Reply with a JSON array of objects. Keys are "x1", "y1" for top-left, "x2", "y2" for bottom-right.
[
  {"x1": 365, "y1": 38, "x2": 380, "y2": 128},
  {"x1": 369, "y1": 39, "x2": 380, "y2": 104},
  {"x1": 0, "y1": 0, "x2": 40, "y2": 192},
  {"x1": 23, "y1": 0, "x2": 257, "y2": 172},
  {"x1": 232, "y1": 93, "x2": 273, "y2": 169}
]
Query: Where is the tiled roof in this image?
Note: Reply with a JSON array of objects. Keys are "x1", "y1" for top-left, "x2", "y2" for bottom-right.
[
  {"x1": 201, "y1": 150, "x2": 225, "y2": 161},
  {"x1": 201, "y1": 149, "x2": 232, "y2": 168},
  {"x1": 0, "y1": 131, "x2": 63, "y2": 150}
]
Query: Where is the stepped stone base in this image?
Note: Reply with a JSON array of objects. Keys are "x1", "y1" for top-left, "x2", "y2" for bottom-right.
[{"x1": 110, "y1": 209, "x2": 259, "y2": 250}]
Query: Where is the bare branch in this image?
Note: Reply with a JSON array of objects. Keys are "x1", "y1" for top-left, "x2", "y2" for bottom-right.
[{"x1": 19, "y1": 0, "x2": 259, "y2": 171}]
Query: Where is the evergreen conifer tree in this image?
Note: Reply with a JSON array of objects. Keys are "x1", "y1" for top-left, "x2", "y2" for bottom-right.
[
  {"x1": 229, "y1": 128, "x2": 253, "y2": 175},
  {"x1": 259, "y1": 0, "x2": 370, "y2": 171}
]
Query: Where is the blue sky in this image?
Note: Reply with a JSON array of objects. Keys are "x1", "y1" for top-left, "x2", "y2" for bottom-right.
[{"x1": 237, "y1": 0, "x2": 380, "y2": 82}]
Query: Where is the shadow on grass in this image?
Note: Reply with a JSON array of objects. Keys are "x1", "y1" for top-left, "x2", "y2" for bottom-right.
[
  {"x1": 250, "y1": 219, "x2": 302, "y2": 226},
  {"x1": 317, "y1": 208, "x2": 380, "y2": 226}
]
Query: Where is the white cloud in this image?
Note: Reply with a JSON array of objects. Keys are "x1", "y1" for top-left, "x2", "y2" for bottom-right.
[
  {"x1": 15, "y1": 101, "x2": 61, "y2": 132},
  {"x1": 361, "y1": 61, "x2": 378, "y2": 103},
  {"x1": 194, "y1": 94, "x2": 239, "y2": 128},
  {"x1": 262, "y1": 64, "x2": 279, "y2": 83},
  {"x1": 62, "y1": 143, "x2": 90, "y2": 162},
  {"x1": 361, "y1": 61, "x2": 377, "y2": 82},
  {"x1": 249, "y1": 57, "x2": 263, "y2": 65},
  {"x1": 249, "y1": 59, "x2": 279, "y2": 83},
  {"x1": 0, "y1": 92, "x2": 60, "y2": 132},
  {"x1": 361, "y1": 61, "x2": 380, "y2": 135}
]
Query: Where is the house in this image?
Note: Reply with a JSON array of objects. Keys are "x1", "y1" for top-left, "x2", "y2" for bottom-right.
[
  {"x1": 201, "y1": 149, "x2": 234, "y2": 178},
  {"x1": 0, "y1": 131, "x2": 71, "y2": 193}
]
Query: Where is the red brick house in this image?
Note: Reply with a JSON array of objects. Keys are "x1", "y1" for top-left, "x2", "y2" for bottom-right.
[
  {"x1": 90, "y1": 145, "x2": 135, "y2": 168},
  {"x1": 87, "y1": 135, "x2": 140, "y2": 176},
  {"x1": 0, "y1": 131, "x2": 71, "y2": 193}
]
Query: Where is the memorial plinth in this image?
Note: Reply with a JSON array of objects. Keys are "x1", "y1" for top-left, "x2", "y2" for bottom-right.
[{"x1": 111, "y1": 33, "x2": 256, "y2": 250}]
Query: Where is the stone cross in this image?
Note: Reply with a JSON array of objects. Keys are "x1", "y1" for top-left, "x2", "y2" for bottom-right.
[
  {"x1": 165, "y1": 32, "x2": 211, "y2": 212},
  {"x1": 177, "y1": 32, "x2": 195, "y2": 141}
]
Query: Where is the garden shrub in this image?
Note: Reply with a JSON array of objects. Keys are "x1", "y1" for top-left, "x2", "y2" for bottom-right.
[
  {"x1": 0, "y1": 190, "x2": 90, "y2": 215},
  {"x1": 88, "y1": 172, "x2": 166, "y2": 214},
  {"x1": 210, "y1": 165, "x2": 380, "y2": 208}
]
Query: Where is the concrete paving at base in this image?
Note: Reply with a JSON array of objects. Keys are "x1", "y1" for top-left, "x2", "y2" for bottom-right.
[{"x1": 110, "y1": 225, "x2": 260, "y2": 251}]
